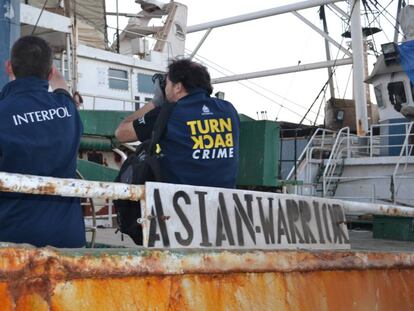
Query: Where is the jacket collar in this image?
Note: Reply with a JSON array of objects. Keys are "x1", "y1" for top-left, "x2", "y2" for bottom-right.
[
  {"x1": 177, "y1": 87, "x2": 209, "y2": 103},
  {"x1": 0, "y1": 77, "x2": 49, "y2": 100}
]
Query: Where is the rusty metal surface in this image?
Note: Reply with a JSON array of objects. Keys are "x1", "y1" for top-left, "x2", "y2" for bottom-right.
[
  {"x1": 0, "y1": 247, "x2": 414, "y2": 310},
  {"x1": 342, "y1": 199, "x2": 414, "y2": 217},
  {"x1": 0, "y1": 172, "x2": 144, "y2": 201}
]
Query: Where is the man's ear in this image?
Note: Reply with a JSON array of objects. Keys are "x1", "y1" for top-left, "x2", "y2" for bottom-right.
[
  {"x1": 47, "y1": 66, "x2": 54, "y2": 81},
  {"x1": 176, "y1": 82, "x2": 188, "y2": 96},
  {"x1": 5, "y1": 60, "x2": 15, "y2": 80}
]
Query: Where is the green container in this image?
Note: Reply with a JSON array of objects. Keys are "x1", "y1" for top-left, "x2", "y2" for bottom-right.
[
  {"x1": 80, "y1": 136, "x2": 113, "y2": 151},
  {"x1": 373, "y1": 215, "x2": 414, "y2": 241},
  {"x1": 237, "y1": 120, "x2": 279, "y2": 187},
  {"x1": 79, "y1": 110, "x2": 131, "y2": 137},
  {"x1": 77, "y1": 159, "x2": 119, "y2": 182}
]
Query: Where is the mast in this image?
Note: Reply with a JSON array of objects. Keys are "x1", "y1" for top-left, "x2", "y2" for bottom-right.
[
  {"x1": 394, "y1": 0, "x2": 403, "y2": 43},
  {"x1": 0, "y1": 0, "x2": 20, "y2": 89},
  {"x1": 350, "y1": 0, "x2": 368, "y2": 136},
  {"x1": 64, "y1": 0, "x2": 78, "y2": 93},
  {"x1": 320, "y1": 5, "x2": 335, "y2": 99}
]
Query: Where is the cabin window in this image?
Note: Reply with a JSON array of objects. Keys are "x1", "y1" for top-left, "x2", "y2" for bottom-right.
[
  {"x1": 53, "y1": 58, "x2": 69, "y2": 81},
  {"x1": 108, "y1": 68, "x2": 129, "y2": 90},
  {"x1": 134, "y1": 96, "x2": 153, "y2": 110},
  {"x1": 411, "y1": 81, "x2": 414, "y2": 102},
  {"x1": 387, "y1": 81, "x2": 407, "y2": 109},
  {"x1": 374, "y1": 84, "x2": 385, "y2": 108},
  {"x1": 137, "y1": 74, "x2": 154, "y2": 93}
]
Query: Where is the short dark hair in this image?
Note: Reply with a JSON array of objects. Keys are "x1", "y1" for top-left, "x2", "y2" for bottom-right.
[
  {"x1": 167, "y1": 59, "x2": 213, "y2": 95},
  {"x1": 11, "y1": 36, "x2": 53, "y2": 80}
]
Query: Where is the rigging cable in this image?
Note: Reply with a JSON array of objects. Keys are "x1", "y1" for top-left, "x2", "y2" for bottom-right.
[
  {"x1": 189, "y1": 50, "x2": 316, "y2": 115},
  {"x1": 314, "y1": 90, "x2": 326, "y2": 126},
  {"x1": 359, "y1": 2, "x2": 381, "y2": 58},
  {"x1": 342, "y1": 65, "x2": 353, "y2": 100},
  {"x1": 367, "y1": 0, "x2": 405, "y2": 38},
  {"x1": 300, "y1": 0, "x2": 358, "y2": 124},
  {"x1": 187, "y1": 50, "x2": 316, "y2": 122},
  {"x1": 31, "y1": 0, "x2": 49, "y2": 35}
]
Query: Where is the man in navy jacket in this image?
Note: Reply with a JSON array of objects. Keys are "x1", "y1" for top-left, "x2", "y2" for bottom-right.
[
  {"x1": 0, "y1": 36, "x2": 85, "y2": 247},
  {"x1": 116, "y1": 59, "x2": 239, "y2": 188}
]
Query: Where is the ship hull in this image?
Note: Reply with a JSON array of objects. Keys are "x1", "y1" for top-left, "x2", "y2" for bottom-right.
[{"x1": 1, "y1": 247, "x2": 413, "y2": 310}]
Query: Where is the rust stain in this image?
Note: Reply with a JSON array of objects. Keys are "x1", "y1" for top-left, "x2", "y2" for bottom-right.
[
  {"x1": 45, "y1": 270, "x2": 414, "y2": 311},
  {"x1": 15, "y1": 293, "x2": 49, "y2": 311},
  {"x1": 378, "y1": 205, "x2": 412, "y2": 217},
  {"x1": 34, "y1": 183, "x2": 56, "y2": 195},
  {"x1": 357, "y1": 119, "x2": 366, "y2": 136},
  {"x1": 0, "y1": 172, "x2": 144, "y2": 201},
  {"x1": 0, "y1": 248, "x2": 413, "y2": 310},
  {"x1": 0, "y1": 283, "x2": 13, "y2": 311}
]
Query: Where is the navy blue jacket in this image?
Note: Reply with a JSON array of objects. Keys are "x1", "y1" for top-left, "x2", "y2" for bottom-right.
[
  {"x1": 0, "y1": 77, "x2": 85, "y2": 247},
  {"x1": 134, "y1": 88, "x2": 239, "y2": 188}
]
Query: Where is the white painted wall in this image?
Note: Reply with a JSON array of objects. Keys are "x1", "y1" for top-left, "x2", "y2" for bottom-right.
[
  {"x1": 74, "y1": 45, "x2": 166, "y2": 111},
  {"x1": 334, "y1": 158, "x2": 414, "y2": 205}
]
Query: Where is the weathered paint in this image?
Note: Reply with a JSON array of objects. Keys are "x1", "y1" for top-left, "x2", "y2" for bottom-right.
[
  {"x1": 0, "y1": 172, "x2": 144, "y2": 201},
  {"x1": 2, "y1": 172, "x2": 414, "y2": 218},
  {"x1": 0, "y1": 247, "x2": 414, "y2": 310},
  {"x1": 143, "y1": 182, "x2": 351, "y2": 250}
]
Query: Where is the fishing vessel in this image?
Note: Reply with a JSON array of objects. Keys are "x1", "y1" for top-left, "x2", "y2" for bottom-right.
[{"x1": 1, "y1": 0, "x2": 414, "y2": 310}]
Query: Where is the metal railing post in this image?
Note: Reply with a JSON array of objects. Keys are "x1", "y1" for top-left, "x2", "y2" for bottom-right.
[
  {"x1": 347, "y1": 127, "x2": 350, "y2": 158},
  {"x1": 370, "y1": 124, "x2": 373, "y2": 157}
]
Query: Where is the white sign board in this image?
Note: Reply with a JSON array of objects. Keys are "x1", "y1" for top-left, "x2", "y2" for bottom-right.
[{"x1": 142, "y1": 182, "x2": 350, "y2": 250}]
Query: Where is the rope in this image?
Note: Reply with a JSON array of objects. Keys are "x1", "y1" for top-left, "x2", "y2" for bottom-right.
[{"x1": 31, "y1": 0, "x2": 49, "y2": 35}]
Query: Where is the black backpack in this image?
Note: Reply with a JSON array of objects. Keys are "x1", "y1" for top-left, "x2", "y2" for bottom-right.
[{"x1": 113, "y1": 102, "x2": 175, "y2": 245}]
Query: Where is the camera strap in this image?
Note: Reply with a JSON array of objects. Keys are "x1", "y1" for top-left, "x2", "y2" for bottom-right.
[{"x1": 148, "y1": 102, "x2": 175, "y2": 155}]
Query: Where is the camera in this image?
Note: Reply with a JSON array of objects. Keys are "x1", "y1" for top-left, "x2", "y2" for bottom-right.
[{"x1": 152, "y1": 73, "x2": 166, "y2": 96}]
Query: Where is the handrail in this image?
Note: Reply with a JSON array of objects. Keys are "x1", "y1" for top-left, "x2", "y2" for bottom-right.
[
  {"x1": 322, "y1": 127, "x2": 350, "y2": 196},
  {"x1": 80, "y1": 93, "x2": 148, "y2": 111},
  {"x1": 0, "y1": 171, "x2": 144, "y2": 201},
  {"x1": 391, "y1": 122, "x2": 414, "y2": 203},
  {"x1": 286, "y1": 128, "x2": 336, "y2": 180},
  {"x1": 2, "y1": 171, "x2": 414, "y2": 218}
]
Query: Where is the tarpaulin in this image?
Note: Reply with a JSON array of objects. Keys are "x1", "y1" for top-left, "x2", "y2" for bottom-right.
[{"x1": 398, "y1": 40, "x2": 414, "y2": 84}]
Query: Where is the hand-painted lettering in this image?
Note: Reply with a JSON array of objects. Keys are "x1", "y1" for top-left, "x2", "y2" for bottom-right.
[
  {"x1": 286, "y1": 200, "x2": 305, "y2": 244},
  {"x1": 277, "y1": 200, "x2": 291, "y2": 244},
  {"x1": 144, "y1": 185, "x2": 350, "y2": 249},
  {"x1": 148, "y1": 188, "x2": 170, "y2": 247},
  {"x1": 233, "y1": 194, "x2": 256, "y2": 245},
  {"x1": 299, "y1": 200, "x2": 317, "y2": 244},
  {"x1": 322, "y1": 203, "x2": 333, "y2": 243},
  {"x1": 258, "y1": 197, "x2": 275, "y2": 244},
  {"x1": 312, "y1": 201, "x2": 326, "y2": 243},
  {"x1": 215, "y1": 193, "x2": 235, "y2": 246},
  {"x1": 173, "y1": 191, "x2": 194, "y2": 246},
  {"x1": 195, "y1": 191, "x2": 212, "y2": 247}
]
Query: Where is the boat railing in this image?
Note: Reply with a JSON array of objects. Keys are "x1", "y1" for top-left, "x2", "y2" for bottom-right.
[
  {"x1": 322, "y1": 127, "x2": 350, "y2": 197},
  {"x1": 391, "y1": 122, "x2": 414, "y2": 203},
  {"x1": 322, "y1": 122, "x2": 414, "y2": 161},
  {"x1": 79, "y1": 93, "x2": 148, "y2": 111},
  {"x1": 319, "y1": 122, "x2": 414, "y2": 202},
  {"x1": 368, "y1": 122, "x2": 414, "y2": 157},
  {"x1": 1, "y1": 171, "x2": 414, "y2": 220},
  {"x1": 286, "y1": 128, "x2": 337, "y2": 181}
]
